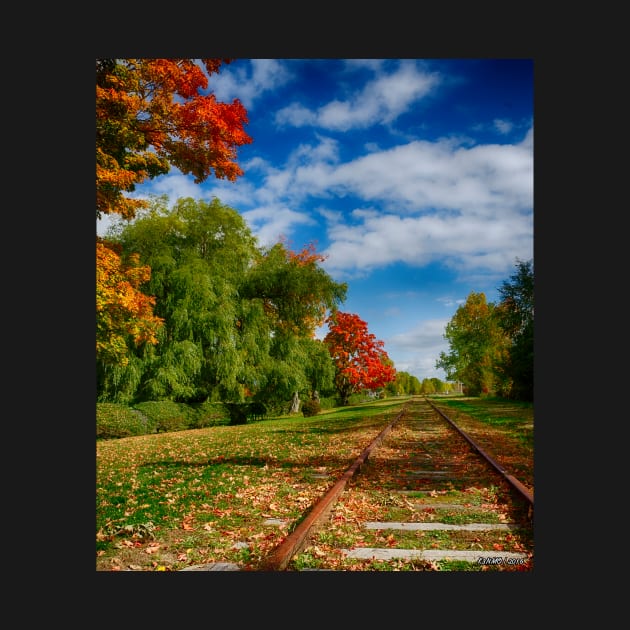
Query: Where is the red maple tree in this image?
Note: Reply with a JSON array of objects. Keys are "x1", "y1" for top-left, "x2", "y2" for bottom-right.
[{"x1": 324, "y1": 312, "x2": 396, "y2": 405}]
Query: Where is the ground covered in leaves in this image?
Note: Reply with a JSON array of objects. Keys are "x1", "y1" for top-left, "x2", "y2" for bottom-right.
[{"x1": 96, "y1": 396, "x2": 533, "y2": 571}]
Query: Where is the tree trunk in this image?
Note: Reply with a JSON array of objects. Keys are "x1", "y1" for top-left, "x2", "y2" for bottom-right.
[{"x1": 289, "y1": 391, "x2": 300, "y2": 413}]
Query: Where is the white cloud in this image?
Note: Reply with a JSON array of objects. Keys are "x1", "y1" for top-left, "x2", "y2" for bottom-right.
[
  {"x1": 386, "y1": 318, "x2": 452, "y2": 381},
  {"x1": 210, "y1": 59, "x2": 292, "y2": 109},
  {"x1": 241, "y1": 205, "x2": 315, "y2": 248},
  {"x1": 494, "y1": 118, "x2": 514, "y2": 134},
  {"x1": 276, "y1": 60, "x2": 440, "y2": 131}
]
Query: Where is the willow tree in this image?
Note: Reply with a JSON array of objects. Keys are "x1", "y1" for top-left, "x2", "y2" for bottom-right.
[
  {"x1": 240, "y1": 241, "x2": 347, "y2": 411},
  {"x1": 98, "y1": 196, "x2": 259, "y2": 403},
  {"x1": 98, "y1": 198, "x2": 347, "y2": 409}
]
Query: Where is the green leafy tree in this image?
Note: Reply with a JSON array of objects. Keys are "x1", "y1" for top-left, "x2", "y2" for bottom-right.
[
  {"x1": 241, "y1": 241, "x2": 346, "y2": 410},
  {"x1": 98, "y1": 196, "x2": 259, "y2": 403},
  {"x1": 495, "y1": 259, "x2": 534, "y2": 400},
  {"x1": 390, "y1": 371, "x2": 422, "y2": 395},
  {"x1": 436, "y1": 292, "x2": 509, "y2": 396},
  {"x1": 421, "y1": 378, "x2": 436, "y2": 395},
  {"x1": 98, "y1": 198, "x2": 346, "y2": 410}
]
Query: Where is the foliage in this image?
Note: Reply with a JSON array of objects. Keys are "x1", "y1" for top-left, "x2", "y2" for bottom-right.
[
  {"x1": 96, "y1": 59, "x2": 252, "y2": 222},
  {"x1": 96, "y1": 403, "x2": 157, "y2": 439},
  {"x1": 96, "y1": 240, "x2": 164, "y2": 367},
  {"x1": 301, "y1": 398, "x2": 321, "y2": 417},
  {"x1": 435, "y1": 292, "x2": 509, "y2": 397},
  {"x1": 495, "y1": 259, "x2": 534, "y2": 401},
  {"x1": 324, "y1": 311, "x2": 397, "y2": 405},
  {"x1": 96, "y1": 59, "x2": 251, "y2": 373},
  {"x1": 133, "y1": 401, "x2": 194, "y2": 433},
  {"x1": 242, "y1": 241, "x2": 346, "y2": 338},
  {"x1": 97, "y1": 400, "x2": 233, "y2": 439},
  {"x1": 387, "y1": 371, "x2": 423, "y2": 396},
  {"x1": 97, "y1": 198, "x2": 346, "y2": 410},
  {"x1": 435, "y1": 259, "x2": 533, "y2": 402}
]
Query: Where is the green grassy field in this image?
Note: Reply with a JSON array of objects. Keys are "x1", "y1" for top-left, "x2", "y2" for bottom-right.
[{"x1": 96, "y1": 395, "x2": 533, "y2": 571}]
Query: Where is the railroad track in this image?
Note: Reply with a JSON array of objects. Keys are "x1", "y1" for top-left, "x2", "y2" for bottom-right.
[{"x1": 256, "y1": 396, "x2": 534, "y2": 571}]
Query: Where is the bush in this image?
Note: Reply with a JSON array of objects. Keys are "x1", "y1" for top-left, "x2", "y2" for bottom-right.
[
  {"x1": 301, "y1": 399, "x2": 321, "y2": 417},
  {"x1": 223, "y1": 402, "x2": 248, "y2": 425},
  {"x1": 133, "y1": 401, "x2": 192, "y2": 433},
  {"x1": 97, "y1": 403, "x2": 156, "y2": 439},
  {"x1": 317, "y1": 396, "x2": 337, "y2": 410},
  {"x1": 189, "y1": 401, "x2": 230, "y2": 428}
]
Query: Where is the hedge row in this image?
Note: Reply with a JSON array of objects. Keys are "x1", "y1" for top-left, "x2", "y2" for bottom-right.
[
  {"x1": 96, "y1": 401, "x2": 229, "y2": 440},
  {"x1": 97, "y1": 393, "x2": 377, "y2": 440}
]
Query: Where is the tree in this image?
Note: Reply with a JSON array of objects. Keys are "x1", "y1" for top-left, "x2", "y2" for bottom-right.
[
  {"x1": 96, "y1": 59, "x2": 251, "y2": 374},
  {"x1": 324, "y1": 312, "x2": 396, "y2": 405},
  {"x1": 391, "y1": 371, "x2": 422, "y2": 396},
  {"x1": 241, "y1": 240, "x2": 346, "y2": 412},
  {"x1": 96, "y1": 59, "x2": 252, "y2": 221},
  {"x1": 97, "y1": 198, "x2": 346, "y2": 410},
  {"x1": 242, "y1": 241, "x2": 346, "y2": 338},
  {"x1": 99, "y1": 196, "x2": 260, "y2": 403},
  {"x1": 435, "y1": 292, "x2": 509, "y2": 397},
  {"x1": 96, "y1": 239, "x2": 164, "y2": 367},
  {"x1": 495, "y1": 259, "x2": 534, "y2": 400}
]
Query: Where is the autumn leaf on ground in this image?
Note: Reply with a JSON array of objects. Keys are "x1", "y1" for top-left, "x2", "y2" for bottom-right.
[{"x1": 182, "y1": 516, "x2": 194, "y2": 531}]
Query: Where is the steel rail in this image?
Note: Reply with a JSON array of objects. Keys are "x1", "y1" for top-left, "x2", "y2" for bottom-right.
[
  {"x1": 426, "y1": 398, "x2": 534, "y2": 508},
  {"x1": 256, "y1": 405, "x2": 408, "y2": 571}
]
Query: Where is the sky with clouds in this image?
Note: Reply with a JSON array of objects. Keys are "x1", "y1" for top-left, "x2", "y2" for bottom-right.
[{"x1": 97, "y1": 58, "x2": 533, "y2": 384}]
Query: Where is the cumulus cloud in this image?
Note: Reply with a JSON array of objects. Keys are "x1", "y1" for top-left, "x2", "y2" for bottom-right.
[
  {"x1": 209, "y1": 59, "x2": 292, "y2": 109},
  {"x1": 386, "y1": 318, "x2": 452, "y2": 380},
  {"x1": 276, "y1": 60, "x2": 440, "y2": 131},
  {"x1": 241, "y1": 205, "x2": 316, "y2": 248}
]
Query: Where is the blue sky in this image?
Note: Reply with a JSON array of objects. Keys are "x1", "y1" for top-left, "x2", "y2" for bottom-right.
[{"x1": 97, "y1": 58, "x2": 533, "y2": 384}]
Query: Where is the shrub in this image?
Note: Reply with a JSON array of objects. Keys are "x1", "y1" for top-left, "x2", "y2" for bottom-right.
[
  {"x1": 188, "y1": 401, "x2": 230, "y2": 428},
  {"x1": 301, "y1": 399, "x2": 321, "y2": 417},
  {"x1": 317, "y1": 396, "x2": 337, "y2": 410},
  {"x1": 97, "y1": 403, "x2": 156, "y2": 439},
  {"x1": 133, "y1": 401, "x2": 192, "y2": 433},
  {"x1": 223, "y1": 402, "x2": 248, "y2": 425}
]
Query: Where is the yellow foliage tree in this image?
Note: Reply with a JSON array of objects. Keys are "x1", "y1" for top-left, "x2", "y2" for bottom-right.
[{"x1": 96, "y1": 240, "x2": 164, "y2": 366}]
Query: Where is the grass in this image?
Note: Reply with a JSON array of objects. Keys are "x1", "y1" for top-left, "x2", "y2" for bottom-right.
[
  {"x1": 96, "y1": 395, "x2": 533, "y2": 571},
  {"x1": 97, "y1": 397, "x2": 411, "y2": 571}
]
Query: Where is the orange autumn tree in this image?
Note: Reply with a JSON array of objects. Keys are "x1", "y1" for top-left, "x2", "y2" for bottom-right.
[
  {"x1": 96, "y1": 240, "x2": 164, "y2": 366},
  {"x1": 96, "y1": 59, "x2": 252, "y2": 365},
  {"x1": 96, "y1": 58, "x2": 252, "y2": 221},
  {"x1": 323, "y1": 311, "x2": 396, "y2": 405}
]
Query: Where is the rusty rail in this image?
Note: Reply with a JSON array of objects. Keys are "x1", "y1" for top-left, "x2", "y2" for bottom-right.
[
  {"x1": 257, "y1": 405, "x2": 408, "y2": 571},
  {"x1": 426, "y1": 398, "x2": 534, "y2": 507}
]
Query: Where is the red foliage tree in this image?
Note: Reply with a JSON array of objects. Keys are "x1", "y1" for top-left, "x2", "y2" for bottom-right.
[{"x1": 323, "y1": 311, "x2": 396, "y2": 405}]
